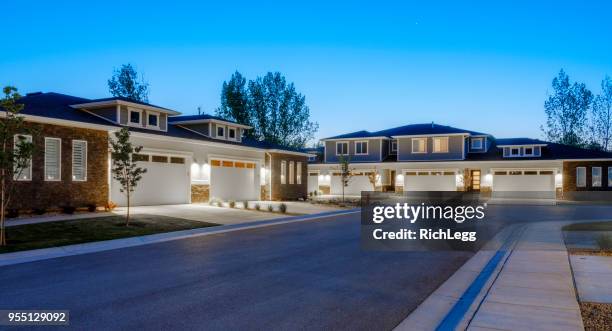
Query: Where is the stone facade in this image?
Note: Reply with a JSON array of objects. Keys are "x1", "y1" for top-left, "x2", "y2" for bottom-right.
[
  {"x1": 11, "y1": 122, "x2": 109, "y2": 210},
  {"x1": 268, "y1": 152, "x2": 308, "y2": 201},
  {"x1": 318, "y1": 185, "x2": 330, "y2": 195},
  {"x1": 191, "y1": 184, "x2": 209, "y2": 203}
]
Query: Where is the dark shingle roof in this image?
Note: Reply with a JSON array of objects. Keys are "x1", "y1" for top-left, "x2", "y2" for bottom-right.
[
  {"x1": 168, "y1": 114, "x2": 241, "y2": 125},
  {"x1": 322, "y1": 130, "x2": 378, "y2": 140},
  {"x1": 322, "y1": 123, "x2": 488, "y2": 140},
  {"x1": 84, "y1": 96, "x2": 174, "y2": 112},
  {"x1": 466, "y1": 139, "x2": 612, "y2": 161},
  {"x1": 495, "y1": 138, "x2": 549, "y2": 145}
]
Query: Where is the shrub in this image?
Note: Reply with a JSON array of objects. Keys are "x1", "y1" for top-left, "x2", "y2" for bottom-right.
[
  {"x1": 62, "y1": 205, "x2": 76, "y2": 214},
  {"x1": 255, "y1": 204, "x2": 261, "y2": 211},
  {"x1": 87, "y1": 204, "x2": 97, "y2": 212},
  {"x1": 229, "y1": 200, "x2": 236, "y2": 208},
  {"x1": 267, "y1": 204, "x2": 274, "y2": 212},
  {"x1": 596, "y1": 234, "x2": 612, "y2": 250},
  {"x1": 216, "y1": 201, "x2": 223, "y2": 207},
  {"x1": 243, "y1": 201, "x2": 249, "y2": 209},
  {"x1": 7, "y1": 208, "x2": 19, "y2": 218},
  {"x1": 314, "y1": 190, "x2": 318, "y2": 196},
  {"x1": 105, "y1": 201, "x2": 117, "y2": 211},
  {"x1": 279, "y1": 203, "x2": 287, "y2": 213},
  {"x1": 33, "y1": 207, "x2": 47, "y2": 215}
]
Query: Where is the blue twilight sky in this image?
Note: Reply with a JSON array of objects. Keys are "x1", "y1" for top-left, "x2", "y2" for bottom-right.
[{"x1": 1, "y1": 1, "x2": 612, "y2": 143}]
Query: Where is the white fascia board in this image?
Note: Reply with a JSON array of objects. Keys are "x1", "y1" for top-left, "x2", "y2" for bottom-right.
[
  {"x1": 71, "y1": 100, "x2": 181, "y2": 116},
  {"x1": 170, "y1": 118, "x2": 252, "y2": 130},
  {"x1": 320, "y1": 136, "x2": 390, "y2": 142},
  {"x1": 266, "y1": 149, "x2": 310, "y2": 157},
  {"x1": 310, "y1": 159, "x2": 568, "y2": 167},
  {"x1": 497, "y1": 144, "x2": 548, "y2": 148},
  {"x1": 4, "y1": 112, "x2": 118, "y2": 132},
  {"x1": 391, "y1": 133, "x2": 469, "y2": 138}
]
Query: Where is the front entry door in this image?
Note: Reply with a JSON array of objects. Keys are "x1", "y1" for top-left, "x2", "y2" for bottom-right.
[{"x1": 471, "y1": 170, "x2": 481, "y2": 192}]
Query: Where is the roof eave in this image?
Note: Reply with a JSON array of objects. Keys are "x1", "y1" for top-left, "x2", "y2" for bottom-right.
[
  {"x1": 71, "y1": 100, "x2": 181, "y2": 116},
  {"x1": 169, "y1": 118, "x2": 252, "y2": 130}
]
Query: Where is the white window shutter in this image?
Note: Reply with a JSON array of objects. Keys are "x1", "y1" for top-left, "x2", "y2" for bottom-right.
[
  {"x1": 72, "y1": 140, "x2": 87, "y2": 181},
  {"x1": 45, "y1": 138, "x2": 61, "y2": 181}
]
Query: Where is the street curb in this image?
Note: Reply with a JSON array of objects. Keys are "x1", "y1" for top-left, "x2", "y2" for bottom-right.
[{"x1": 0, "y1": 209, "x2": 360, "y2": 267}]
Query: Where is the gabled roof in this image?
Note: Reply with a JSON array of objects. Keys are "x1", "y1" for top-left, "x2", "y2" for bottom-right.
[
  {"x1": 322, "y1": 123, "x2": 489, "y2": 140},
  {"x1": 495, "y1": 138, "x2": 548, "y2": 146},
  {"x1": 169, "y1": 114, "x2": 252, "y2": 129},
  {"x1": 71, "y1": 96, "x2": 181, "y2": 115},
  {"x1": 322, "y1": 130, "x2": 380, "y2": 140},
  {"x1": 466, "y1": 138, "x2": 612, "y2": 161}
]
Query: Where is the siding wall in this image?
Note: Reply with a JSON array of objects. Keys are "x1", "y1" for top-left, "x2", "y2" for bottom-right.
[
  {"x1": 324, "y1": 139, "x2": 382, "y2": 163},
  {"x1": 397, "y1": 135, "x2": 465, "y2": 161}
]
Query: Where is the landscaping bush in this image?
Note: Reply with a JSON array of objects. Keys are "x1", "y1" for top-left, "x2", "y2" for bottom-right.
[
  {"x1": 229, "y1": 200, "x2": 236, "y2": 208},
  {"x1": 32, "y1": 207, "x2": 47, "y2": 215},
  {"x1": 216, "y1": 201, "x2": 223, "y2": 207},
  {"x1": 62, "y1": 205, "x2": 76, "y2": 214},
  {"x1": 105, "y1": 201, "x2": 117, "y2": 211},
  {"x1": 596, "y1": 234, "x2": 612, "y2": 250},
  {"x1": 243, "y1": 201, "x2": 249, "y2": 209},
  {"x1": 255, "y1": 204, "x2": 261, "y2": 211},
  {"x1": 267, "y1": 204, "x2": 274, "y2": 212},
  {"x1": 7, "y1": 208, "x2": 19, "y2": 218},
  {"x1": 279, "y1": 203, "x2": 287, "y2": 213},
  {"x1": 87, "y1": 204, "x2": 97, "y2": 212}
]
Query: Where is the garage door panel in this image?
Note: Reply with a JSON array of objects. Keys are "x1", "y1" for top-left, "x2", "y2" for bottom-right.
[
  {"x1": 331, "y1": 175, "x2": 372, "y2": 195},
  {"x1": 493, "y1": 174, "x2": 554, "y2": 192},
  {"x1": 210, "y1": 161, "x2": 257, "y2": 201},
  {"x1": 404, "y1": 175, "x2": 455, "y2": 191}
]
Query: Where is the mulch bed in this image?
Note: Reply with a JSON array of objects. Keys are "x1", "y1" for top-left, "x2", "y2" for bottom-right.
[{"x1": 580, "y1": 302, "x2": 612, "y2": 331}]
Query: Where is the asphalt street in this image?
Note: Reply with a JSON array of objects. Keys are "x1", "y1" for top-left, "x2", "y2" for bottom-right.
[{"x1": 1, "y1": 204, "x2": 611, "y2": 330}]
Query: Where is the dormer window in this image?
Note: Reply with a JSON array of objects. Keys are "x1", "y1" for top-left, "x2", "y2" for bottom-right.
[
  {"x1": 217, "y1": 126, "x2": 225, "y2": 138},
  {"x1": 148, "y1": 113, "x2": 159, "y2": 128},
  {"x1": 471, "y1": 137, "x2": 483, "y2": 149},
  {"x1": 524, "y1": 147, "x2": 534, "y2": 156},
  {"x1": 228, "y1": 128, "x2": 236, "y2": 140},
  {"x1": 129, "y1": 109, "x2": 141, "y2": 125},
  {"x1": 390, "y1": 140, "x2": 398, "y2": 154},
  {"x1": 510, "y1": 147, "x2": 520, "y2": 156}
]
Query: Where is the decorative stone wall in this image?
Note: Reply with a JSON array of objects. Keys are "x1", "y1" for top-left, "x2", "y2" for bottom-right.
[
  {"x1": 191, "y1": 184, "x2": 210, "y2": 203},
  {"x1": 11, "y1": 122, "x2": 109, "y2": 210},
  {"x1": 318, "y1": 185, "x2": 330, "y2": 195}
]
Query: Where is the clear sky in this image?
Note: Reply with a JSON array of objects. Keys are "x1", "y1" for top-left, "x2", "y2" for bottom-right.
[{"x1": 1, "y1": 1, "x2": 611, "y2": 143}]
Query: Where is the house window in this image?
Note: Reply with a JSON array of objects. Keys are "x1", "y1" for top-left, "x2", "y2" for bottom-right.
[
  {"x1": 129, "y1": 109, "x2": 141, "y2": 125},
  {"x1": 592, "y1": 167, "x2": 602, "y2": 187},
  {"x1": 524, "y1": 147, "x2": 534, "y2": 156},
  {"x1": 576, "y1": 167, "x2": 586, "y2": 187},
  {"x1": 412, "y1": 138, "x2": 426, "y2": 153},
  {"x1": 217, "y1": 126, "x2": 225, "y2": 138},
  {"x1": 228, "y1": 128, "x2": 236, "y2": 139},
  {"x1": 170, "y1": 157, "x2": 185, "y2": 164},
  {"x1": 13, "y1": 134, "x2": 32, "y2": 181},
  {"x1": 133, "y1": 154, "x2": 149, "y2": 162},
  {"x1": 297, "y1": 162, "x2": 302, "y2": 184},
  {"x1": 471, "y1": 138, "x2": 483, "y2": 149},
  {"x1": 433, "y1": 137, "x2": 449, "y2": 153},
  {"x1": 281, "y1": 160, "x2": 287, "y2": 184},
  {"x1": 355, "y1": 141, "x2": 368, "y2": 155},
  {"x1": 336, "y1": 142, "x2": 348, "y2": 155},
  {"x1": 608, "y1": 167, "x2": 612, "y2": 187},
  {"x1": 289, "y1": 161, "x2": 295, "y2": 184},
  {"x1": 510, "y1": 147, "x2": 520, "y2": 156},
  {"x1": 44, "y1": 137, "x2": 61, "y2": 181},
  {"x1": 152, "y1": 155, "x2": 168, "y2": 163},
  {"x1": 147, "y1": 113, "x2": 159, "y2": 128},
  {"x1": 72, "y1": 140, "x2": 87, "y2": 181},
  {"x1": 308, "y1": 155, "x2": 316, "y2": 161},
  {"x1": 390, "y1": 140, "x2": 398, "y2": 153}
]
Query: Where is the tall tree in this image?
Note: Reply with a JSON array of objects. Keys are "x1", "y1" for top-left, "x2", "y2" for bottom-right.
[
  {"x1": 541, "y1": 69, "x2": 593, "y2": 147},
  {"x1": 109, "y1": 128, "x2": 147, "y2": 226},
  {"x1": 589, "y1": 76, "x2": 612, "y2": 150},
  {"x1": 107, "y1": 64, "x2": 150, "y2": 102},
  {"x1": 216, "y1": 71, "x2": 252, "y2": 135},
  {"x1": 0, "y1": 87, "x2": 36, "y2": 246}
]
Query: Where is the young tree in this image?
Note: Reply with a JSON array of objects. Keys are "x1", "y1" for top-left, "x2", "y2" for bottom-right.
[
  {"x1": 0, "y1": 87, "x2": 35, "y2": 246},
  {"x1": 338, "y1": 155, "x2": 353, "y2": 202},
  {"x1": 109, "y1": 127, "x2": 147, "y2": 226},
  {"x1": 367, "y1": 169, "x2": 379, "y2": 191},
  {"x1": 108, "y1": 64, "x2": 150, "y2": 102},
  {"x1": 216, "y1": 71, "x2": 252, "y2": 135},
  {"x1": 589, "y1": 76, "x2": 612, "y2": 150},
  {"x1": 541, "y1": 69, "x2": 593, "y2": 147}
]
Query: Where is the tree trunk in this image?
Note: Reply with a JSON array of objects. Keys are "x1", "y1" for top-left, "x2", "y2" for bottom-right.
[
  {"x1": 126, "y1": 192, "x2": 130, "y2": 227},
  {"x1": 0, "y1": 177, "x2": 5, "y2": 246}
]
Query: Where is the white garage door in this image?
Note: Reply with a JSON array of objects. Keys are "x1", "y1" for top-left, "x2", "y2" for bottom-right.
[
  {"x1": 493, "y1": 170, "x2": 555, "y2": 192},
  {"x1": 111, "y1": 154, "x2": 190, "y2": 206},
  {"x1": 331, "y1": 172, "x2": 373, "y2": 195},
  {"x1": 404, "y1": 170, "x2": 456, "y2": 191},
  {"x1": 210, "y1": 159, "x2": 258, "y2": 201},
  {"x1": 308, "y1": 172, "x2": 319, "y2": 193}
]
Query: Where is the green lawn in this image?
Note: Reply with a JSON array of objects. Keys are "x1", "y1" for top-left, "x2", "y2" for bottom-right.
[
  {"x1": 1, "y1": 214, "x2": 219, "y2": 254},
  {"x1": 563, "y1": 221, "x2": 612, "y2": 231}
]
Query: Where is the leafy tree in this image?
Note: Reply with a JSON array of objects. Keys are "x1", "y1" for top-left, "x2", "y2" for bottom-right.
[
  {"x1": 338, "y1": 155, "x2": 353, "y2": 202},
  {"x1": 216, "y1": 71, "x2": 252, "y2": 135},
  {"x1": 108, "y1": 64, "x2": 150, "y2": 102},
  {"x1": 217, "y1": 71, "x2": 318, "y2": 148},
  {"x1": 589, "y1": 76, "x2": 612, "y2": 150},
  {"x1": 541, "y1": 69, "x2": 593, "y2": 147},
  {"x1": 109, "y1": 128, "x2": 147, "y2": 226},
  {"x1": 367, "y1": 169, "x2": 379, "y2": 191},
  {"x1": 0, "y1": 87, "x2": 35, "y2": 246}
]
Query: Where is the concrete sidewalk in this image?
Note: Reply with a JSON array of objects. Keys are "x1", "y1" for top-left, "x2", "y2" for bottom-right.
[{"x1": 397, "y1": 221, "x2": 584, "y2": 331}]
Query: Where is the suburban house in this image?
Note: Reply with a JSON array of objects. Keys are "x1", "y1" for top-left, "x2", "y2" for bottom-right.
[
  {"x1": 5, "y1": 92, "x2": 308, "y2": 211},
  {"x1": 307, "y1": 123, "x2": 612, "y2": 201}
]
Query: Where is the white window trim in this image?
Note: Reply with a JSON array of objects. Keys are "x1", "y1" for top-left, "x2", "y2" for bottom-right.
[
  {"x1": 228, "y1": 127, "x2": 237, "y2": 140},
  {"x1": 335, "y1": 141, "x2": 349, "y2": 156},
  {"x1": 432, "y1": 136, "x2": 449, "y2": 153},
  {"x1": 289, "y1": 161, "x2": 295, "y2": 184},
  {"x1": 523, "y1": 146, "x2": 534, "y2": 156},
  {"x1": 216, "y1": 126, "x2": 225, "y2": 139},
  {"x1": 471, "y1": 137, "x2": 483, "y2": 149},
  {"x1": 592, "y1": 167, "x2": 602, "y2": 187},
  {"x1": 280, "y1": 160, "x2": 287, "y2": 185},
  {"x1": 411, "y1": 138, "x2": 427, "y2": 154},
  {"x1": 297, "y1": 162, "x2": 302, "y2": 184},
  {"x1": 44, "y1": 137, "x2": 61, "y2": 181},
  {"x1": 128, "y1": 108, "x2": 142, "y2": 127},
  {"x1": 510, "y1": 147, "x2": 520, "y2": 156},
  {"x1": 390, "y1": 140, "x2": 398, "y2": 153},
  {"x1": 608, "y1": 167, "x2": 612, "y2": 187},
  {"x1": 14, "y1": 134, "x2": 32, "y2": 181},
  {"x1": 576, "y1": 167, "x2": 586, "y2": 188},
  {"x1": 147, "y1": 111, "x2": 160, "y2": 130},
  {"x1": 72, "y1": 140, "x2": 87, "y2": 182},
  {"x1": 355, "y1": 141, "x2": 368, "y2": 155}
]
